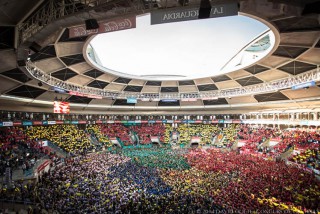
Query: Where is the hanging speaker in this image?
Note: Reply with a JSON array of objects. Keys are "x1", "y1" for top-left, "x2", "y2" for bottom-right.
[
  {"x1": 198, "y1": 0, "x2": 211, "y2": 19},
  {"x1": 85, "y1": 19, "x2": 99, "y2": 30}
]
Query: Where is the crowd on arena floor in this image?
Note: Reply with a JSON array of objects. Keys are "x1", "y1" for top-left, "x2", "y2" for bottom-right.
[{"x1": 23, "y1": 148, "x2": 320, "y2": 213}]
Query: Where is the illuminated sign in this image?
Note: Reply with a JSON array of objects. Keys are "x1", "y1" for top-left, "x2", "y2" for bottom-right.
[
  {"x1": 53, "y1": 101, "x2": 70, "y2": 114},
  {"x1": 127, "y1": 97, "x2": 137, "y2": 103}
]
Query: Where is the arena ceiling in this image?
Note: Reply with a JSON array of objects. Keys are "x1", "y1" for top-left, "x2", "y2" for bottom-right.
[{"x1": 0, "y1": 0, "x2": 319, "y2": 115}]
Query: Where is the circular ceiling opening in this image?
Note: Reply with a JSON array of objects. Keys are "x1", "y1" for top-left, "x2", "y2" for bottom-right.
[{"x1": 87, "y1": 14, "x2": 276, "y2": 81}]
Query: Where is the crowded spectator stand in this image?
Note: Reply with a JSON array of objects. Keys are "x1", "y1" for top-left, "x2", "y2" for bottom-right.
[
  {"x1": 131, "y1": 124, "x2": 166, "y2": 145},
  {"x1": 0, "y1": 127, "x2": 49, "y2": 178}
]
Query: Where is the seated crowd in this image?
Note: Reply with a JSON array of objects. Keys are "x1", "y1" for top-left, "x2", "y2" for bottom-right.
[
  {"x1": 26, "y1": 125, "x2": 92, "y2": 154},
  {"x1": 99, "y1": 124, "x2": 133, "y2": 146},
  {"x1": 131, "y1": 124, "x2": 166, "y2": 144},
  {"x1": 237, "y1": 125, "x2": 319, "y2": 159},
  {"x1": 274, "y1": 129, "x2": 320, "y2": 152},
  {"x1": 164, "y1": 124, "x2": 173, "y2": 144},
  {"x1": 86, "y1": 124, "x2": 111, "y2": 146},
  {"x1": 0, "y1": 127, "x2": 48, "y2": 176},
  {"x1": 177, "y1": 124, "x2": 220, "y2": 145},
  {"x1": 219, "y1": 124, "x2": 240, "y2": 147},
  {"x1": 238, "y1": 125, "x2": 280, "y2": 155},
  {"x1": 289, "y1": 148, "x2": 320, "y2": 172}
]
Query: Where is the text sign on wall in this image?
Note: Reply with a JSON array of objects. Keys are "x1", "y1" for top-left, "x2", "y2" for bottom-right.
[
  {"x1": 69, "y1": 17, "x2": 136, "y2": 38},
  {"x1": 151, "y1": 2, "x2": 238, "y2": 25}
]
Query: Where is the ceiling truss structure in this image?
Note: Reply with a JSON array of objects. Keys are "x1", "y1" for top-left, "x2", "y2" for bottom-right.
[
  {"x1": 26, "y1": 60, "x2": 320, "y2": 100},
  {"x1": 0, "y1": 0, "x2": 319, "y2": 114}
]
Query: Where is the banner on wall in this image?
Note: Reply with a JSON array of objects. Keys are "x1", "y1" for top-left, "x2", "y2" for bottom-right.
[
  {"x1": 2, "y1": 122, "x2": 13, "y2": 127},
  {"x1": 151, "y1": 136, "x2": 160, "y2": 143},
  {"x1": 150, "y1": 2, "x2": 238, "y2": 25},
  {"x1": 48, "y1": 121, "x2": 56, "y2": 125},
  {"x1": 212, "y1": 120, "x2": 219, "y2": 124},
  {"x1": 13, "y1": 122, "x2": 22, "y2": 126},
  {"x1": 191, "y1": 136, "x2": 201, "y2": 143},
  {"x1": 22, "y1": 121, "x2": 32, "y2": 126},
  {"x1": 33, "y1": 121, "x2": 42, "y2": 125},
  {"x1": 232, "y1": 119, "x2": 241, "y2": 124},
  {"x1": 224, "y1": 119, "x2": 232, "y2": 124},
  {"x1": 69, "y1": 16, "x2": 136, "y2": 38},
  {"x1": 68, "y1": 91, "x2": 103, "y2": 99}
]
